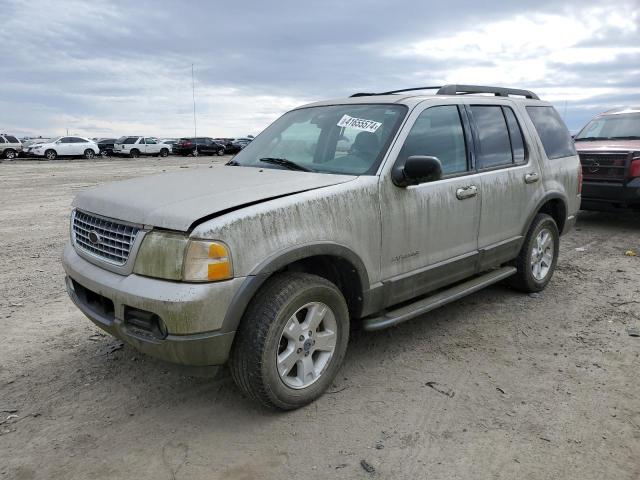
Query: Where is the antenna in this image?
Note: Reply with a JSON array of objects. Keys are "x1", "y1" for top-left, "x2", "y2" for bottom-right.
[{"x1": 192, "y1": 63, "x2": 198, "y2": 155}]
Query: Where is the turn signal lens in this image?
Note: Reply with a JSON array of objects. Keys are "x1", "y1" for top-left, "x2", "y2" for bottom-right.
[
  {"x1": 630, "y1": 156, "x2": 640, "y2": 178},
  {"x1": 183, "y1": 240, "x2": 233, "y2": 282}
]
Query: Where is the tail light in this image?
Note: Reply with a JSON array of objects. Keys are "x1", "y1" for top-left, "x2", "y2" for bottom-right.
[
  {"x1": 630, "y1": 153, "x2": 640, "y2": 178},
  {"x1": 577, "y1": 163, "x2": 583, "y2": 194}
]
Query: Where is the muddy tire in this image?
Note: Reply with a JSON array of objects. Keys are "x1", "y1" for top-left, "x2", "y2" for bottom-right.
[
  {"x1": 509, "y1": 213, "x2": 559, "y2": 293},
  {"x1": 230, "y1": 272, "x2": 349, "y2": 410}
]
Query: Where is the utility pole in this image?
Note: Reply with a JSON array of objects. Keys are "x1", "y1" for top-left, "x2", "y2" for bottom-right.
[{"x1": 192, "y1": 64, "x2": 198, "y2": 155}]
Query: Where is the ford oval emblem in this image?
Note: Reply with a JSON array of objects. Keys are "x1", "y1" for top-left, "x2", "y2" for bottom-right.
[{"x1": 88, "y1": 231, "x2": 101, "y2": 245}]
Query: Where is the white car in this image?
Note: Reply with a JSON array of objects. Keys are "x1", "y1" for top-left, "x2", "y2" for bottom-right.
[
  {"x1": 113, "y1": 136, "x2": 170, "y2": 158},
  {"x1": 29, "y1": 136, "x2": 100, "y2": 160}
]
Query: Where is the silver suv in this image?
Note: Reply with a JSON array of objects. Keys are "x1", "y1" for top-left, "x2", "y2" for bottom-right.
[
  {"x1": 0, "y1": 134, "x2": 22, "y2": 159},
  {"x1": 62, "y1": 85, "x2": 581, "y2": 409}
]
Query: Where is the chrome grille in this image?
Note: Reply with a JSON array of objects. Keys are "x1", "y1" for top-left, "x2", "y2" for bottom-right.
[
  {"x1": 72, "y1": 210, "x2": 139, "y2": 265},
  {"x1": 579, "y1": 152, "x2": 630, "y2": 182}
]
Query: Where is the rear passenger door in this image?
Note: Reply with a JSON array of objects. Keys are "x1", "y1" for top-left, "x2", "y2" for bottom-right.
[
  {"x1": 144, "y1": 138, "x2": 159, "y2": 154},
  {"x1": 467, "y1": 104, "x2": 545, "y2": 270}
]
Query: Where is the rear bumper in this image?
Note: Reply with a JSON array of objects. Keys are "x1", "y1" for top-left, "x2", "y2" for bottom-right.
[
  {"x1": 581, "y1": 179, "x2": 640, "y2": 210},
  {"x1": 62, "y1": 244, "x2": 243, "y2": 366}
]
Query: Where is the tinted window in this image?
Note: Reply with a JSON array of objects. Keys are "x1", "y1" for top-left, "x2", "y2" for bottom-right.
[
  {"x1": 503, "y1": 107, "x2": 525, "y2": 162},
  {"x1": 123, "y1": 137, "x2": 139, "y2": 144},
  {"x1": 5, "y1": 136, "x2": 19, "y2": 143},
  {"x1": 60, "y1": 137, "x2": 73, "y2": 143},
  {"x1": 526, "y1": 106, "x2": 576, "y2": 159},
  {"x1": 0, "y1": 137, "x2": 5, "y2": 143},
  {"x1": 71, "y1": 137, "x2": 87, "y2": 143},
  {"x1": 470, "y1": 106, "x2": 512, "y2": 168},
  {"x1": 399, "y1": 105, "x2": 468, "y2": 175}
]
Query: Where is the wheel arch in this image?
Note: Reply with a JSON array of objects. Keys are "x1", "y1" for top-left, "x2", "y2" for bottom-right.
[
  {"x1": 221, "y1": 243, "x2": 370, "y2": 333},
  {"x1": 525, "y1": 192, "x2": 568, "y2": 236}
]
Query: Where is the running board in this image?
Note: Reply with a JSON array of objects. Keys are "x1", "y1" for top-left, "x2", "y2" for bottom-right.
[{"x1": 363, "y1": 266, "x2": 517, "y2": 331}]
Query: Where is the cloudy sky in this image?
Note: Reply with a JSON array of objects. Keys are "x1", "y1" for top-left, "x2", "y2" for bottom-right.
[{"x1": 1, "y1": 0, "x2": 638, "y2": 138}]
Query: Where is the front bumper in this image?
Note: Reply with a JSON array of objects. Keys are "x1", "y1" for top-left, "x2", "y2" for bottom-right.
[
  {"x1": 581, "y1": 179, "x2": 640, "y2": 210},
  {"x1": 62, "y1": 244, "x2": 244, "y2": 366}
]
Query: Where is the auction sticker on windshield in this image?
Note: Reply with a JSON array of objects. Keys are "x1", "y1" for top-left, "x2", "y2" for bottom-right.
[{"x1": 337, "y1": 115, "x2": 382, "y2": 133}]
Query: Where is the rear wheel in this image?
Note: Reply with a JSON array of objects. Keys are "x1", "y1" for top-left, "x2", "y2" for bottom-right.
[
  {"x1": 45, "y1": 149, "x2": 57, "y2": 160},
  {"x1": 509, "y1": 213, "x2": 559, "y2": 292},
  {"x1": 129, "y1": 149, "x2": 140, "y2": 159},
  {"x1": 4, "y1": 149, "x2": 16, "y2": 159},
  {"x1": 230, "y1": 272, "x2": 349, "y2": 410},
  {"x1": 84, "y1": 149, "x2": 95, "y2": 159}
]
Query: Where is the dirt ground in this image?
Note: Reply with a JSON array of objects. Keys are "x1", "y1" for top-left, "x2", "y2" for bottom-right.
[{"x1": 1, "y1": 156, "x2": 639, "y2": 480}]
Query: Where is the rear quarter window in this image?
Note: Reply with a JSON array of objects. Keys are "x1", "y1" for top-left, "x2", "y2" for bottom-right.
[
  {"x1": 123, "y1": 137, "x2": 139, "y2": 144},
  {"x1": 526, "y1": 106, "x2": 576, "y2": 159}
]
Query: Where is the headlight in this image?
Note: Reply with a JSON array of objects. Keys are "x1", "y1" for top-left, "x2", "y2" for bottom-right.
[{"x1": 133, "y1": 231, "x2": 232, "y2": 282}]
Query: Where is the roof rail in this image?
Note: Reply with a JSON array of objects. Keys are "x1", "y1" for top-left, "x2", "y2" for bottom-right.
[
  {"x1": 350, "y1": 86, "x2": 442, "y2": 97},
  {"x1": 436, "y1": 84, "x2": 539, "y2": 100},
  {"x1": 350, "y1": 84, "x2": 539, "y2": 100}
]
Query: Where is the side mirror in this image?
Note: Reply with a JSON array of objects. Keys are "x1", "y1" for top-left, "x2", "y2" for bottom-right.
[{"x1": 392, "y1": 155, "x2": 443, "y2": 187}]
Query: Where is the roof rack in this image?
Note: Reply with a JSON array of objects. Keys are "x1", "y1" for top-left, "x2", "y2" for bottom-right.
[
  {"x1": 350, "y1": 84, "x2": 539, "y2": 100},
  {"x1": 350, "y1": 86, "x2": 442, "y2": 97}
]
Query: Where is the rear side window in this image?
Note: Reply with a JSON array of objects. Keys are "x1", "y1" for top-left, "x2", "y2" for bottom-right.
[
  {"x1": 469, "y1": 106, "x2": 513, "y2": 168},
  {"x1": 503, "y1": 108, "x2": 525, "y2": 163},
  {"x1": 526, "y1": 106, "x2": 576, "y2": 159},
  {"x1": 5, "y1": 136, "x2": 19, "y2": 143},
  {"x1": 399, "y1": 105, "x2": 468, "y2": 176}
]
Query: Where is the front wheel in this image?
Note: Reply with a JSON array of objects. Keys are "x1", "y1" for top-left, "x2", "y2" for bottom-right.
[
  {"x1": 509, "y1": 213, "x2": 559, "y2": 292},
  {"x1": 230, "y1": 272, "x2": 349, "y2": 410},
  {"x1": 84, "y1": 149, "x2": 95, "y2": 159},
  {"x1": 217, "y1": 147, "x2": 225, "y2": 156},
  {"x1": 4, "y1": 149, "x2": 16, "y2": 159},
  {"x1": 159, "y1": 148, "x2": 169, "y2": 157},
  {"x1": 45, "y1": 149, "x2": 57, "y2": 160}
]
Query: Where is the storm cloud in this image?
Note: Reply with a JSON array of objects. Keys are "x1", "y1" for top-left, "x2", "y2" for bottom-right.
[{"x1": 1, "y1": 0, "x2": 638, "y2": 137}]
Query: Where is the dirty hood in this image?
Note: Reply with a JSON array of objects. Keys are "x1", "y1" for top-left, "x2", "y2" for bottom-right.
[{"x1": 72, "y1": 165, "x2": 356, "y2": 231}]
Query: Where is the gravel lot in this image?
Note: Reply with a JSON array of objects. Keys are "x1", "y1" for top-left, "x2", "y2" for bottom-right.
[{"x1": 1, "y1": 157, "x2": 639, "y2": 480}]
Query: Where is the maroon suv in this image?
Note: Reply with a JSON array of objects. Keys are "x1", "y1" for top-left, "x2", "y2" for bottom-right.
[{"x1": 574, "y1": 107, "x2": 640, "y2": 211}]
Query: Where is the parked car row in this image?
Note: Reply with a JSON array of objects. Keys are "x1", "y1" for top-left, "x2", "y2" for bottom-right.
[{"x1": 1, "y1": 134, "x2": 254, "y2": 160}]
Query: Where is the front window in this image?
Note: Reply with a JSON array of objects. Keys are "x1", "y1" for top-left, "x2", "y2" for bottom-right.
[
  {"x1": 231, "y1": 104, "x2": 407, "y2": 175},
  {"x1": 575, "y1": 112, "x2": 640, "y2": 141}
]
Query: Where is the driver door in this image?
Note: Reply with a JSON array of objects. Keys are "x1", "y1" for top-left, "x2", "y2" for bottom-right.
[{"x1": 379, "y1": 103, "x2": 481, "y2": 305}]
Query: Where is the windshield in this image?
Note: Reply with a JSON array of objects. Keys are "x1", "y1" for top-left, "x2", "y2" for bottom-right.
[
  {"x1": 575, "y1": 112, "x2": 640, "y2": 140},
  {"x1": 230, "y1": 104, "x2": 407, "y2": 175}
]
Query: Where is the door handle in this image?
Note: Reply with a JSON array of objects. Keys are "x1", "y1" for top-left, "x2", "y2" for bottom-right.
[
  {"x1": 456, "y1": 185, "x2": 478, "y2": 200},
  {"x1": 524, "y1": 172, "x2": 539, "y2": 184}
]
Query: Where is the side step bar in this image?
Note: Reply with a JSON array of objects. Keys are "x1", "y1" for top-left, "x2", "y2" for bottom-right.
[{"x1": 363, "y1": 266, "x2": 516, "y2": 331}]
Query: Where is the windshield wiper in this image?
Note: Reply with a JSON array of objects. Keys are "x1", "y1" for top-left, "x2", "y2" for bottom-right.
[
  {"x1": 575, "y1": 136, "x2": 606, "y2": 141},
  {"x1": 259, "y1": 157, "x2": 314, "y2": 172},
  {"x1": 226, "y1": 159, "x2": 240, "y2": 166}
]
